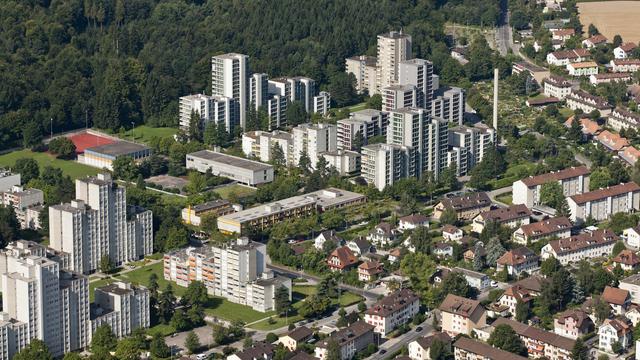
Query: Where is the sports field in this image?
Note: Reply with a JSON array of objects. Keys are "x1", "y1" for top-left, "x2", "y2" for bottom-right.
[
  {"x1": 68, "y1": 132, "x2": 115, "y2": 154},
  {"x1": 578, "y1": 1, "x2": 640, "y2": 43},
  {"x1": 0, "y1": 149, "x2": 98, "y2": 179}
]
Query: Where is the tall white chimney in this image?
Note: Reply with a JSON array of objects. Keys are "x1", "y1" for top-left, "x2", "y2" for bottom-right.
[{"x1": 493, "y1": 68, "x2": 499, "y2": 130}]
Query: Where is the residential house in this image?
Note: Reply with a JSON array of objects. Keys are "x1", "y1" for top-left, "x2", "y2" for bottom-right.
[
  {"x1": 607, "y1": 107, "x2": 640, "y2": 132},
  {"x1": 442, "y1": 225, "x2": 463, "y2": 242},
  {"x1": 228, "y1": 343, "x2": 275, "y2": 360},
  {"x1": 471, "y1": 204, "x2": 532, "y2": 233},
  {"x1": 278, "y1": 326, "x2": 313, "y2": 351},
  {"x1": 589, "y1": 73, "x2": 633, "y2": 85},
  {"x1": 347, "y1": 238, "x2": 372, "y2": 256},
  {"x1": 614, "y1": 42, "x2": 638, "y2": 59},
  {"x1": 563, "y1": 117, "x2": 602, "y2": 138},
  {"x1": 598, "y1": 317, "x2": 633, "y2": 353},
  {"x1": 624, "y1": 305, "x2": 640, "y2": 326},
  {"x1": 613, "y1": 250, "x2": 640, "y2": 271},
  {"x1": 314, "y1": 321, "x2": 375, "y2": 360},
  {"x1": 565, "y1": 90, "x2": 612, "y2": 117},
  {"x1": 388, "y1": 248, "x2": 402, "y2": 264},
  {"x1": 408, "y1": 333, "x2": 452, "y2": 360},
  {"x1": 492, "y1": 318, "x2": 575, "y2": 360},
  {"x1": 453, "y1": 337, "x2": 529, "y2": 360},
  {"x1": 543, "y1": 76, "x2": 573, "y2": 99},
  {"x1": 619, "y1": 146, "x2": 640, "y2": 167},
  {"x1": 546, "y1": 48, "x2": 591, "y2": 66},
  {"x1": 453, "y1": 267, "x2": 491, "y2": 291},
  {"x1": 582, "y1": 34, "x2": 608, "y2": 48},
  {"x1": 439, "y1": 294, "x2": 487, "y2": 336},
  {"x1": 552, "y1": 28, "x2": 575, "y2": 42},
  {"x1": 433, "y1": 242, "x2": 454, "y2": 258},
  {"x1": 566, "y1": 61, "x2": 598, "y2": 76},
  {"x1": 327, "y1": 246, "x2": 359, "y2": 272},
  {"x1": 567, "y1": 182, "x2": 640, "y2": 222},
  {"x1": 314, "y1": 230, "x2": 344, "y2": 250},
  {"x1": 463, "y1": 244, "x2": 485, "y2": 263},
  {"x1": 364, "y1": 289, "x2": 420, "y2": 337},
  {"x1": 611, "y1": 59, "x2": 640, "y2": 73},
  {"x1": 513, "y1": 217, "x2": 573, "y2": 245},
  {"x1": 433, "y1": 192, "x2": 492, "y2": 221},
  {"x1": 498, "y1": 276, "x2": 546, "y2": 315},
  {"x1": 367, "y1": 222, "x2": 398, "y2": 247},
  {"x1": 430, "y1": 267, "x2": 452, "y2": 286},
  {"x1": 624, "y1": 227, "x2": 640, "y2": 249},
  {"x1": 512, "y1": 166, "x2": 590, "y2": 208},
  {"x1": 602, "y1": 286, "x2": 631, "y2": 315},
  {"x1": 619, "y1": 273, "x2": 640, "y2": 304},
  {"x1": 541, "y1": 229, "x2": 618, "y2": 265},
  {"x1": 496, "y1": 247, "x2": 540, "y2": 277},
  {"x1": 398, "y1": 214, "x2": 429, "y2": 232},
  {"x1": 597, "y1": 130, "x2": 630, "y2": 153},
  {"x1": 358, "y1": 261, "x2": 383, "y2": 282},
  {"x1": 554, "y1": 308, "x2": 595, "y2": 339}
]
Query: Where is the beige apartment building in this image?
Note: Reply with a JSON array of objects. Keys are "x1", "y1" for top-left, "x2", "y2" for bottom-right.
[
  {"x1": 512, "y1": 166, "x2": 590, "y2": 208},
  {"x1": 567, "y1": 182, "x2": 640, "y2": 222},
  {"x1": 439, "y1": 294, "x2": 486, "y2": 336}
]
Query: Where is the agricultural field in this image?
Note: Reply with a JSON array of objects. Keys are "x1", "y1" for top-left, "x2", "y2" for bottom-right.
[
  {"x1": 0, "y1": 149, "x2": 98, "y2": 180},
  {"x1": 577, "y1": 1, "x2": 640, "y2": 43}
]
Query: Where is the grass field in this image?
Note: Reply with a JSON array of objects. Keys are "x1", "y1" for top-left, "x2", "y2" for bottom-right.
[
  {"x1": 205, "y1": 298, "x2": 273, "y2": 323},
  {"x1": 120, "y1": 125, "x2": 178, "y2": 144},
  {"x1": 114, "y1": 261, "x2": 186, "y2": 297},
  {"x1": 495, "y1": 193, "x2": 513, "y2": 205},
  {"x1": 578, "y1": 1, "x2": 640, "y2": 43},
  {"x1": 213, "y1": 184, "x2": 256, "y2": 200},
  {"x1": 0, "y1": 149, "x2": 98, "y2": 179}
]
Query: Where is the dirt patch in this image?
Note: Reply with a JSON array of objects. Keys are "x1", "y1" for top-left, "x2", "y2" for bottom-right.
[{"x1": 578, "y1": 1, "x2": 640, "y2": 43}]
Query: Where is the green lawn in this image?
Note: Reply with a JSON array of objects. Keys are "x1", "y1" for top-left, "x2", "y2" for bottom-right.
[
  {"x1": 495, "y1": 193, "x2": 513, "y2": 205},
  {"x1": 0, "y1": 149, "x2": 98, "y2": 179},
  {"x1": 204, "y1": 298, "x2": 273, "y2": 324},
  {"x1": 114, "y1": 261, "x2": 186, "y2": 297},
  {"x1": 118, "y1": 125, "x2": 178, "y2": 144},
  {"x1": 213, "y1": 184, "x2": 256, "y2": 200},
  {"x1": 559, "y1": 107, "x2": 574, "y2": 119},
  {"x1": 146, "y1": 323, "x2": 176, "y2": 337}
]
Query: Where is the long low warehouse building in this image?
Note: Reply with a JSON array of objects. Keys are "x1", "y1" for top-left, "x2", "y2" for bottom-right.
[
  {"x1": 217, "y1": 188, "x2": 366, "y2": 233},
  {"x1": 186, "y1": 150, "x2": 274, "y2": 186}
]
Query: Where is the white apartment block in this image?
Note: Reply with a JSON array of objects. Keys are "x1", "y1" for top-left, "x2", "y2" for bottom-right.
[
  {"x1": 610, "y1": 59, "x2": 640, "y2": 73},
  {"x1": 250, "y1": 73, "x2": 269, "y2": 110},
  {"x1": 267, "y1": 94, "x2": 288, "y2": 129},
  {"x1": 566, "y1": 62, "x2": 598, "y2": 76},
  {"x1": 164, "y1": 239, "x2": 291, "y2": 312},
  {"x1": 512, "y1": 166, "x2": 590, "y2": 208},
  {"x1": 567, "y1": 182, "x2": 640, "y2": 222},
  {"x1": 566, "y1": 89, "x2": 612, "y2": 116},
  {"x1": 242, "y1": 130, "x2": 294, "y2": 165},
  {"x1": 345, "y1": 55, "x2": 377, "y2": 94},
  {"x1": 607, "y1": 107, "x2": 640, "y2": 132},
  {"x1": 543, "y1": 76, "x2": 573, "y2": 99},
  {"x1": 337, "y1": 109, "x2": 389, "y2": 150},
  {"x1": 49, "y1": 173, "x2": 153, "y2": 274},
  {"x1": 90, "y1": 282, "x2": 150, "y2": 339},
  {"x1": 320, "y1": 150, "x2": 361, "y2": 176},
  {"x1": 432, "y1": 87, "x2": 465, "y2": 125},
  {"x1": 382, "y1": 85, "x2": 418, "y2": 112},
  {"x1": 292, "y1": 123, "x2": 337, "y2": 169},
  {"x1": 387, "y1": 107, "x2": 448, "y2": 180},
  {"x1": 364, "y1": 289, "x2": 420, "y2": 337},
  {"x1": 0, "y1": 242, "x2": 89, "y2": 358},
  {"x1": 541, "y1": 229, "x2": 618, "y2": 265},
  {"x1": 361, "y1": 143, "x2": 415, "y2": 191},
  {"x1": 212, "y1": 53, "x2": 249, "y2": 130},
  {"x1": 376, "y1": 31, "x2": 412, "y2": 92},
  {"x1": 619, "y1": 273, "x2": 640, "y2": 304},
  {"x1": 0, "y1": 170, "x2": 20, "y2": 193},
  {"x1": 398, "y1": 58, "x2": 434, "y2": 109},
  {"x1": 447, "y1": 124, "x2": 495, "y2": 176},
  {"x1": 313, "y1": 91, "x2": 331, "y2": 115},
  {"x1": 1, "y1": 186, "x2": 44, "y2": 230},
  {"x1": 269, "y1": 77, "x2": 316, "y2": 113},
  {"x1": 179, "y1": 94, "x2": 236, "y2": 133}
]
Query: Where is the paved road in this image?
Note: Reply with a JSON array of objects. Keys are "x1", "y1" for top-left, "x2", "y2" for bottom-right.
[
  {"x1": 495, "y1": 9, "x2": 512, "y2": 56},
  {"x1": 487, "y1": 186, "x2": 512, "y2": 208},
  {"x1": 368, "y1": 315, "x2": 434, "y2": 360}
]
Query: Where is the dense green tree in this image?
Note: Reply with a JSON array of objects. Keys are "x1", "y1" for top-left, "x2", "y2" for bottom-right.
[
  {"x1": 275, "y1": 285, "x2": 292, "y2": 315},
  {"x1": 286, "y1": 101, "x2": 308, "y2": 127},
  {"x1": 13, "y1": 158, "x2": 39, "y2": 184},
  {"x1": 366, "y1": 94, "x2": 382, "y2": 110},
  {"x1": 99, "y1": 254, "x2": 114, "y2": 274},
  {"x1": 328, "y1": 72, "x2": 359, "y2": 107},
  {"x1": 326, "y1": 339, "x2": 341, "y2": 360},
  {"x1": 14, "y1": 339, "x2": 53, "y2": 360},
  {"x1": 488, "y1": 324, "x2": 528, "y2": 356},
  {"x1": 429, "y1": 339, "x2": 452, "y2": 360},
  {"x1": 63, "y1": 353, "x2": 83, "y2": 360},
  {"x1": 182, "y1": 281, "x2": 208, "y2": 307},
  {"x1": 188, "y1": 111, "x2": 203, "y2": 142},
  {"x1": 22, "y1": 121, "x2": 44, "y2": 149},
  {"x1": 515, "y1": 300, "x2": 530, "y2": 322},
  {"x1": 112, "y1": 156, "x2": 139, "y2": 181},
  {"x1": 185, "y1": 331, "x2": 201, "y2": 354},
  {"x1": 48, "y1": 137, "x2": 76, "y2": 159},
  {"x1": 115, "y1": 337, "x2": 140, "y2": 360},
  {"x1": 150, "y1": 333, "x2": 171, "y2": 358},
  {"x1": 0, "y1": 206, "x2": 20, "y2": 248},
  {"x1": 540, "y1": 257, "x2": 561, "y2": 277},
  {"x1": 91, "y1": 324, "x2": 117, "y2": 355},
  {"x1": 588, "y1": 24, "x2": 599, "y2": 36}
]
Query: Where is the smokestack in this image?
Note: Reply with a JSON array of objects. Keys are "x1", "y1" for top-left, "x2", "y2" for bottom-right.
[{"x1": 493, "y1": 68, "x2": 499, "y2": 130}]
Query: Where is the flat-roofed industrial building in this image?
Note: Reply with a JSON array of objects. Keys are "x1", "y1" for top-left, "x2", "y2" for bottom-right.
[{"x1": 186, "y1": 150, "x2": 274, "y2": 186}]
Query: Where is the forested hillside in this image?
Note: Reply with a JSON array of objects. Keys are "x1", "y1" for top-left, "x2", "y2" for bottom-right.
[{"x1": 0, "y1": 0, "x2": 499, "y2": 150}]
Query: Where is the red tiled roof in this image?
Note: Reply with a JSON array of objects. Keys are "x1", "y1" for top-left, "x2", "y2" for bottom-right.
[
  {"x1": 585, "y1": 34, "x2": 607, "y2": 45},
  {"x1": 365, "y1": 289, "x2": 418, "y2": 317},
  {"x1": 602, "y1": 286, "x2": 629, "y2": 305},
  {"x1": 547, "y1": 229, "x2": 618, "y2": 255},
  {"x1": 477, "y1": 204, "x2": 531, "y2": 222},
  {"x1": 518, "y1": 217, "x2": 572, "y2": 237},
  {"x1": 327, "y1": 246, "x2": 358, "y2": 270},
  {"x1": 613, "y1": 249, "x2": 640, "y2": 266},
  {"x1": 492, "y1": 318, "x2": 575, "y2": 351},
  {"x1": 619, "y1": 42, "x2": 638, "y2": 52},
  {"x1": 497, "y1": 247, "x2": 538, "y2": 266},
  {"x1": 569, "y1": 182, "x2": 640, "y2": 203},
  {"x1": 439, "y1": 294, "x2": 482, "y2": 317},
  {"x1": 520, "y1": 166, "x2": 590, "y2": 187},
  {"x1": 597, "y1": 130, "x2": 630, "y2": 151}
]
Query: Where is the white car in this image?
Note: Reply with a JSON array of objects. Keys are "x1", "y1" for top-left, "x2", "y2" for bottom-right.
[
  {"x1": 490, "y1": 280, "x2": 498, "y2": 287},
  {"x1": 196, "y1": 354, "x2": 207, "y2": 360}
]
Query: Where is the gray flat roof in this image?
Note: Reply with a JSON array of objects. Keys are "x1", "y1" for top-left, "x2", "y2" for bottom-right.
[
  {"x1": 86, "y1": 141, "x2": 150, "y2": 157},
  {"x1": 188, "y1": 150, "x2": 273, "y2": 171}
]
